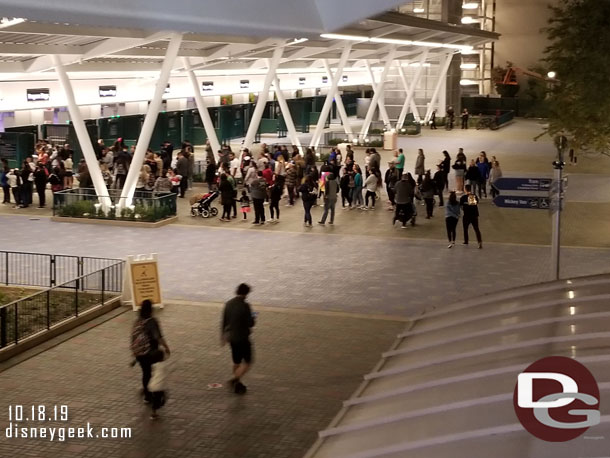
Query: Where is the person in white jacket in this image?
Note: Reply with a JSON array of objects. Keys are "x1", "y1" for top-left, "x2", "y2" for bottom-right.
[{"x1": 363, "y1": 167, "x2": 380, "y2": 210}]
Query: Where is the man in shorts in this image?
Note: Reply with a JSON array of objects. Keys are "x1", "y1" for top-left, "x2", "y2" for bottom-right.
[{"x1": 221, "y1": 283, "x2": 256, "y2": 394}]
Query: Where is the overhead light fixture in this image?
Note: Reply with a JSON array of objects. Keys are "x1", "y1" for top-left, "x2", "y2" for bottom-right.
[
  {"x1": 461, "y1": 16, "x2": 480, "y2": 24},
  {"x1": 460, "y1": 49, "x2": 479, "y2": 55},
  {"x1": 403, "y1": 62, "x2": 431, "y2": 67},
  {"x1": 547, "y1": 71, "x2": 557, "y2": 79},
  {"x1": 320, "y1": 33, "x2": 473, "y2": 52},
  {"x1": 289, "y1": 38, "x2": 308, "y2": 45},
  {"x1": 460, "y1": 63, "x2": 478, "y2": 69},
  {"x1": 460, "y1": 79, "x2": 478, "y2": 85},
  {"x1": 413, "y1": 7, "x2": 425, "y2": 13},
  {"x1": 462, "y1": 2, "x2": 479, "y2": 9}
]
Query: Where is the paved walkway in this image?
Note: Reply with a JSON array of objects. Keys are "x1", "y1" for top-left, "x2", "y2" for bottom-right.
[{"x1": 0, "y1": 304, "x2": 405, "y2": 458}]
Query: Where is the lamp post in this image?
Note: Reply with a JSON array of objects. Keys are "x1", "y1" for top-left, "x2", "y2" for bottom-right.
[{"x1": 551, "y1": 134, "x2": 567, "y2": 280}]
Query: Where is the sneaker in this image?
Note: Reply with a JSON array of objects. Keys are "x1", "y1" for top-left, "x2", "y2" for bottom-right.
[
  {"x1": 328, "y1": 222, "x2": 333, "y2": 225},
  {"x1": 342, "y1": 206, "x2": 350, "y2": 211},
  {"x1": 478, "y1": 243, "x2": 483, "y2": 249},
  {"x1": 401, "y1": 225, "x2": 407, "y2": 229},
  {"x1": 318, "y1": 221, "x2": 325, "y2": 225},
  {"x1": 448, "y1": 243, "x2": 454, "y2": 249},
  {"x1": 234, "y1": 382, "x2": 247, "y2": 395},
  {"x1": 463, "y1": 242, "x2": 468, "y2": 245},
  {"x1": 304, "y1": 222, "x2": 309, "y2": 227},
  {"x1": 252, "y1": 221, "x2": 260, "y2": 225},
  {"x1": 361, "y1": 207, "x2": 368, "y2": 211},
  {"x1": 269, "y1": 218, "x2": 275, "y2": 223}
]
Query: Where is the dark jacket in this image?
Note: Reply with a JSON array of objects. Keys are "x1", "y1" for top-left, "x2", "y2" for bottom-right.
[
  {"x1": 394, "y1": 179, "x2": 414, "y2": 204},
  {"x1": 460, "y1": 193, "x2": 480, "y2": 218},
  {"x1": 433, "y1": 171, "x2": 445, "y2": 190},
  {"x1": 250, "y1": 177, "x2": 267, "y2": 200},
  {"x1": 442, "y1": 156, "x2": 451, "y2": 174},
  {"x1": 176, "y1": 156, "x2": 189, "y2": 177},
  {"x1": 219, "y1": 179, "x2": 234, "y2": 205},
  {"x1": 221, "y1": 296, "x2": 255, "y2": 343},
  {"x1": 325, "y1": 178, "x2": 338, "y2": 202},
  {"x1": 384, "y1": 168, "x2": 397, "y2": 190},
  {"x1": 465, "y1": 165, "x2": 481, "y2": 182}
]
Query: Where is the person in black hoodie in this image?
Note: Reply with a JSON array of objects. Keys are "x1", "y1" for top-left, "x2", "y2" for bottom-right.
[
  {"x1": 340, "y1": 172, "x2": 351, "y2": 208},
  {"x1": 460, "y1": 184, "x2": 482, "y2": 248},
  {"x1": 299, "y1": 175, "x2": 317, "y2": 227},
  {"x1": 218, "y1": 173, "x2": 234, "y2": 222},
  {"x1": 465, "y1": 159, "x2": 481, "y2": 190},
  {"x1": 441, "y1": 151, "x2": 451, "y2": 190},
  {"x1": 20, "y1": 160, "x2": 32, "y2": 208},
  {"x1": 33, "y1": 163, "x2": 48, "y2": 208},
  {"x1": 269, "y1": 177, "x2": 283, "y2": 223},
  {"x1": 433, "y1": 164, "x2": 445, "y2": 207},
  {"x1": 384, "y1": 162, "x2": 398, "y2": 210}
]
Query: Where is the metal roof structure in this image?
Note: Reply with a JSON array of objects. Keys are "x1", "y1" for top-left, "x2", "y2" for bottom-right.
[
  {"x1": 306, "y1": 274, "x2": 610, "y2": 458},
  {"x1": 0, "y1": 11, "x2": 498, "y2": 78}
]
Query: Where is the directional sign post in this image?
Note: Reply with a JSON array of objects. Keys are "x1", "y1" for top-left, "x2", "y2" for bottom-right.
[
  {"x1": 493, "y1": 177, "x2": 552, "y2": 210},
  {"x1": 494, "y1": 177, "x2": 551, "y2": 193},
  {"x1": 493, "y1": 196, "x2": 550, "y2": 209}
]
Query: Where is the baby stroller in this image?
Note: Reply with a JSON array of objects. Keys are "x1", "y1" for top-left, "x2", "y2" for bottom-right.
[{"x1": 190, "y1": 191, "x2": 219, "y2": 218}]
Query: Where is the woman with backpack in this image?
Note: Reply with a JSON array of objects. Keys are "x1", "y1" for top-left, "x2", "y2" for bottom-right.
[{"x1": 131, "y1": 299, "x2": 170, "y2": 419}]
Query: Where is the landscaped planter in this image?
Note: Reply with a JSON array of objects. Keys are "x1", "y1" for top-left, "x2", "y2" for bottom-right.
[{"x1": 53, "y1": 188, "x2": 177, "y2": 223}]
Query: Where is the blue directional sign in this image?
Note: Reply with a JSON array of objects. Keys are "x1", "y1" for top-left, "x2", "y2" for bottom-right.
[
  {"x1": 493, "y1": 195, "x2": 550, "y2": 209},
  {"x1": 494, "y1": 177, "x2": 551, "y2": 192}
]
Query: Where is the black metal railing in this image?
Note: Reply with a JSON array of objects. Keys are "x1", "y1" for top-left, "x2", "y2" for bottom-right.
[
  {"x1": 0, "y1": 251, "x2": 121, "y2": 288},
  {"x1": 0, "y1": 260, "x2": 123, "y2": 348}
]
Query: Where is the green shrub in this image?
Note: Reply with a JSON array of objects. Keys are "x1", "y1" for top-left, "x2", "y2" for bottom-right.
[{"x1": 327, "y1": 138, "x2": 344, "y2": 146}]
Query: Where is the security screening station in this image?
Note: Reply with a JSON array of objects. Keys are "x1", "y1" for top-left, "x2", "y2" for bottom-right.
[{"x1": 1, "y1": 0, "x2": 610, "y2": 457}]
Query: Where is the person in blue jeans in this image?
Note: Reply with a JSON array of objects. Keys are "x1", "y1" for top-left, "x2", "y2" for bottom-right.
[{"x1": 351, "y1": 165, "x2": 363, "y2": 209}]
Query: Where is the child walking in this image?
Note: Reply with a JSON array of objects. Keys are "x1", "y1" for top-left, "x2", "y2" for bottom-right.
[{"x1": 239, "y1": 190, "x2": 251, "y2": 221}]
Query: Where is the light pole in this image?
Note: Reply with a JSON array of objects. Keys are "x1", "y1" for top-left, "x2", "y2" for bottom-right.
[{"x1": 551, "y1": 134, "x2": 567, "y2": 280}]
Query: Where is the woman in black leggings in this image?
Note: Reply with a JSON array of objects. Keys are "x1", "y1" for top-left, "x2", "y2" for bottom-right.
[
  {"x1": 218, "y1": 174, "x2": 234, "y2": 222},
  {"x1": 444, "y1": 191, "x2": 460, "y2": 248}
]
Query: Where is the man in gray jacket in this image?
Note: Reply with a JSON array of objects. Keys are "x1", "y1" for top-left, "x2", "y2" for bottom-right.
[
  {"x1": 175, "y1": 152, "x2": 189, "y2": 198},
  {"x1": 249, "y1": 171, "x2": 267, "y2": 225},
  {"x1": 393, "y1": 173, "x2": 415, "y2": 228},
  {"x1": 318, "y1": 173, "x2": 338, "y2": 225}
]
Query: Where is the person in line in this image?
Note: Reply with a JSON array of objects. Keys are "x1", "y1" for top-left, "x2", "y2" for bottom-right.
[
  {"x1": 131, "y1": 299, "x2": 171, "y2": 419},
  {"x1": 452, "y1": 150, "x2": 467, "y2": 193},
  {"x1": 368, "y1": 148, "x2": 381, "y2": 175},
  {"x1": 393, "y1": 173, "x2": 415, "y2": 228},
  {"x1": 446, "y1": 106, "x2": 455, "y2": 130},
  {"x1": 489, "y1": 160, "x2": 503, "y2": 199},
  {"x1": 218, "y1": 174, "x2": 234, "y2": 222},
  {"x1": 33, "y1": 163, "x2": 48, "y2": 208},
  {"x1": 243, "y1": 160, "x2": 258, "y2": 193},
  {"x1": 385, "y1": 161, "x2": 398, "y2": 211},
  {"x1": 7, "y1": 169, "x2": 21, "y2": 208},
  {"x1": 221, "y1": 283, "x2": 255, "y2": 395},
  {"x1": 395, "y1": 148, "x2": 405, "y2": 180},
  {"x1": 153, "y1": 169, "x2": 173, "y2": 194},
  {"x1": 363, "y1": 167, "x2": 379, "y2": 210},
  {"x1": 0, "y1": 161, "x2": 9, "y2": 204},
  {"x1": 340, "y1": 170, "x2": 352, "y2": 209},
  {"x1": 415, "y1": 149, "x2": 425, "y2": 184},
  {"x1": 421, "y1": 171, "x2": 436, "y2": 219},
  {"x1": 351, "y1": 165, "x2": 363, "y2": 209},
  {"x1": 205, "y1": 152, "x2": 217, "y2": 192},
  {"x1": 460, "y1": 184, "x2": 483, "y2": 249},
  {"x1": 475, "y1": 151, "x2": 490, "y2": 198},
  {"x1": 433, "y1": 164, "x2": 445, "y2": 207},
  {"x1": 318, "y1": 173, "x2": 338, "y2": 225},
  {"x1": 250, "y1": 171, "x2": 267, "y2": 225},
  {"x1": 461, "y1": 108, "x2": 469, "y2": 129},
  {"x1": 284, "y1": 163, "x2": 297, "y2": 206},
  {"x1": 441, "y1": 151, "x2": 451, "y2": 191},
  {"x1": 20, "y1": 160, "x2": 33, "y2": 208},
  {"x1": 269, "y1": 177, "x2": 283, "y2": 223},
  {"x1": 445, "y1": 191, "x2": 460, "y2": 248},
  {"x1": 63, "y1": 153, "x2": 74, "y2": 189},
  {"x1": 239, "y1": 190, "x2": 251, "y2": 221},
  {"x1": 261, "y1": 163, "x2": 274, "y2": 203},
  {"x1": 465, "y1": 159, "x2": 481, "y2": 192},
  {"x1": 299, "y1": 175, "x2": 317, "y2": 227},
  {"x1": 226, "y1": 167, "x2": 238, "y2": 218},
  {"x1": 175, "y1": 152, "x2": 189, "y2": 198}
]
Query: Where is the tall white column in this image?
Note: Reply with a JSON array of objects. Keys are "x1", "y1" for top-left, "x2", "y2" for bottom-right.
[
  {"x1": 396, "y1": 50, "x2": 429, "y2": 127},
  {"x1": 309, "y1": 44, "x2": 352, "y2": 149},
  {"x1": 365, "y1": 61, "x2": 391, "y2": 127},
  {"x1": 52, "y1": 55, "x2": 112, "y2": 210},
  {"x1": 424, "y1": 52, "x2": 454, "y2": 122},
  {"x1": 323, "y1": 60, "x2": 354, "y2": 141},
  {"x1": 183, "y1": 57, "x2": 221, "y2": 159},
  {"x1": 242, "y1": 46, "x2": 284, "y2": 152},
  {"x1": 359, "y1": 47, "x2": 396, "y2": 140},
  {"x1": 273, "y1": 76, "x2": 302, "y2": 150},
  {"x1": 119, "y1": 33, "x2": 182, "y2": 209}
]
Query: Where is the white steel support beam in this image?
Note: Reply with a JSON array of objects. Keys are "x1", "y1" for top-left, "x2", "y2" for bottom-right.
[
  {"x1": 322, "y1": 59, "x2": 354, "y2": 141},
  {"x1": 424, "y1": 52, "x2": 454, "y2": 123},
  {"x1": 396, "y1": 50, "x2": 429, "y2": 127},
  {"x1": 309, "y1": 43, "x2": 352, "y2": 149},
  {"x1": 118, "y1": 33, "x2": 182, "y2": 210},
  {"x1": 242, "y1": 46, "x2": 284, "y2": 152},
  {"x1": 365, "y1": 60, "x2": 391, "y2": 127},
  {"x1": 183, "y1": 57, "x2": 221, "y2": 160},
  {"x1": 52, "y1": 54, "x2": 112, "y2": 210},
  {"x1": 359, "y1": 47, "x2": 396, "y2": 140},
  {"x1": 273, "y1": 75, "x2": 302, "y2": 151}
]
